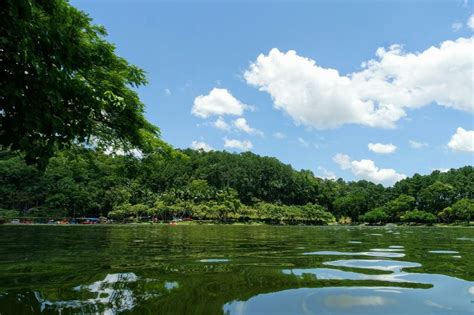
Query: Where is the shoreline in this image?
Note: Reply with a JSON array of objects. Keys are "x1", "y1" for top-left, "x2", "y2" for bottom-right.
[{"x1": 1, "y1": 221, "x2": 472, "y2": 227}]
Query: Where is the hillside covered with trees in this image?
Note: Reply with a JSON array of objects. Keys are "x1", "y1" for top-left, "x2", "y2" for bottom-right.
[{"x1": 1, "y1": 147, "x2": 473, "y2": 225}]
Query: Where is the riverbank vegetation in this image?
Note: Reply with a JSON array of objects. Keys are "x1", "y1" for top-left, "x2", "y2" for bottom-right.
[{"x1": 1, "y1": 148, "x2": 473, "y2": 225}]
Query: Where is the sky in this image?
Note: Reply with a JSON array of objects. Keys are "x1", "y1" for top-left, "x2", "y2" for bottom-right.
[{"x1": 71, "y1": 0, "x2": 474, "y2": 185}]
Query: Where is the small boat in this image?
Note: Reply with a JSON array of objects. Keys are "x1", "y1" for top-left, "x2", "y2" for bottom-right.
[{"x1": 80, "y1": 218, "x2": 100, "y2": 224}]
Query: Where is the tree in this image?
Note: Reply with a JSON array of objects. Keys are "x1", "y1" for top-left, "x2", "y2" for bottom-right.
[
  {"x1": 384, "y1": 194, "x2": 415, "y2": 222},
  {"x1": 451, "y1": 198, "x2": 474, "y2": 223},
  {"x1": 438, "y1": 207, "x2": 455, "y2": 224},
  {"x1": 187, "y1": 179, "x2": 214, "y2": 202},
  {"x1": 333, "y1": 192, "x2": 367, "y2": 221},
  {"x1": 401, "y1": 210, "x2": 437, "y2": 224},
  {"x1": 359, "y1": 208, "x2": 389, "y2": 224},
  {"x1": 418, "y1": 181, "x2": 455, "y2": 213},
  {"x1": 1, "y1": 0, "x2": 166, "y2": 168}
]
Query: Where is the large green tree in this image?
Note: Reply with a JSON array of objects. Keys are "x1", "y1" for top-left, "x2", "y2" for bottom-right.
[{"x1": 1, "y1": 0, "x2": 165, "y2": 168}]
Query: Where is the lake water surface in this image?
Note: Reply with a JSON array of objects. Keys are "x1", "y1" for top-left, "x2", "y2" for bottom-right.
[{"x1": 0, "y1": 225, "x2": 473, "y2": 314}]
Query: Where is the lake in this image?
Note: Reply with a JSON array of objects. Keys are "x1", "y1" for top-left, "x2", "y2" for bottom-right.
[{"x1": 0, "y1": 225, "x2": 473, "y2": 314}]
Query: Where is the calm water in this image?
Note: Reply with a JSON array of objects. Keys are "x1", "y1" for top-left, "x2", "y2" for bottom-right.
[{"x1": 0, "y1": 225, "x2": 473, "y2": 314}]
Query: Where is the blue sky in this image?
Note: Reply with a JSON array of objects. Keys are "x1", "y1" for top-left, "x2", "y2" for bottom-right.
[{"x1": 72, "y1": 0, "x2": 473, "y2": 185}]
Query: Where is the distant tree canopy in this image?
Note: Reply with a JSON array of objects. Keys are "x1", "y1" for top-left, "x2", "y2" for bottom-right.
[
  {"x1": 1, "y1": 0, "x2": 166, "y2": 169},
  {"x1": 0, "y1": 147, "x2": 472, "y2": 225}
]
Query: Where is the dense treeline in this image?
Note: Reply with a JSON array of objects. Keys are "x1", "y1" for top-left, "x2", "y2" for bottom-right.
[{"x1": 0, "y1": 148, "x2": 473, "y2": 225}]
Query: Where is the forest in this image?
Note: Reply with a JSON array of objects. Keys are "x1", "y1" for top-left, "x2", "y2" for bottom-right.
[{"x1": 1, "y1": 147, "x2": 473, "y2": 225}]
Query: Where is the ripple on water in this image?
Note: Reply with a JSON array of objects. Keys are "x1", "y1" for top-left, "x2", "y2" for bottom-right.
[
  {"x1": 428, "y1": 250, "x2": 459, "y2": 254},
  {"x1": 348, "y1": 241, "x2": 362, "y2": 244},
  {"x1": 226, "y1": 256, "x2": 474, "y2": 315},
  {"x1": 457, "y1": 237, "x2": 474, "y2": 241},
  {"x1": 323, "y1": 259, "x2": 421, "y2": 272},
  {"x1": 303, "y1": 251, "x2": 405, "y2": 258},
  {"x1": 370, "y1": 248, "x2": 405, "y2": 252},
  {"x1": 199, "y1": 259, "x2": 230, "y2": 263},
  {"x1": 388, "y1": 245, "x2": 404, "y2": 249},
  {"x1": 282, "y1": 268, "x2": 409, "y2": 283},
  {"x1": 223, "y1": 278, "x2": 474, "y2": 315}
]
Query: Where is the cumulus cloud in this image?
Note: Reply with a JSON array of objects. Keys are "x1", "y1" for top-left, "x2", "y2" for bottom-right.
[
  {"x1": 244, "y1": 38, "x2": 473, "y2": 129},
  {"x1": 431, "y1": 168, "x2": 450, "y2": 173},
  {"x1": 190, "y1": 141, "x2": 214, "y2": 152},
  {"x1": 298, "y1": 137, "x2": 310, "y2": 147},
  {"x1": 317, "y1": 166, "x2": 337, "y2": 180},
  {"x1": 448, "y1": 127, "x2": 474, "y2": 152},
  {"x1": 273, "y1": 132, "x2": 286, "y2": 139},
  {"x1": 368, "y1": 143, "x2": 397, "y2": 154},
  {"x1": 408, "y1": 140, "x2": 428, "y2": 149},
  {"x1": 233, "y1": 118, "x2": 264, "y2": 136},
  {"x1": 213, "y1": 117, "x2": 231, "y2": 131},
  {"x1": 452, "y1": 22, "x2": 463, "y2": 32},
  {"x1": 468, "y1": 14, "x2": 474, "y2": 30},
  {"x1": 223, "y1": 137, "x2": 253, "y2": 151},
  {"x1": 192, "y1": 88, "x2": 249, "y2": 118},
  {"x1": 333, "y1": 153, "x2": 406, "y2": 185}
]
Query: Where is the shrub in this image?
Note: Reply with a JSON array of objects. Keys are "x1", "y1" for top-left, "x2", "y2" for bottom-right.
[
  {"x1": 359, "y1": 208, "x2": 388, "y2": 224},
  {"x1": 438, "y1": 207, "x2": 455, "y2": 223},
  {"x1": 451, "y1": 198, "x2": 474, "y2": 223},
  {"x1": 0, "y1": 209, "x2": 20, "y2": 219},
  {"x1": 401, "y1": 210, "x2": 437, "y2": 224}
]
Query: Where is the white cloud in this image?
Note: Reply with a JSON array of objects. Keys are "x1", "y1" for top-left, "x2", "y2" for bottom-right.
[
  {"x1": 273, "y1": 132, "x2": 286, "y2": 139},
  {"x1": 298, "y1": 137, "x2": 310, "y2": 147},
  {"x1": 223, "y1": 137, "x2": 253, "y2": 151},
  {"x1": 232, "y1": 118, "x2": 264, "y2": 136},
  {"x1": 104, "y1": 147, "x2": 142, "y2": 159},
  {"x1": 468, "y1": 14, "x2": 474, "y2": 30},
  {"x1": 190, "y1": 141, "x2": 214, "y2": 152},
  {"x1": 192, "y1": 88, "x2": 249, "y2": 118},
  {"x1": 452, "y1": 22, "x2": 463, "y2": 32},
  {"x1": 408, "y1": 140, "x2": 428, "y2": 149},
  {"x1": 164, "y1": 88, "x2": 171, "y2": 96},
  {"x1": 448, "y1": 127, "x2": 474, "y2": 152},
  {"x1": 244, "y1": 38, "x2": 473, "y2": 129},
  {"x1": 213, "y1": 117, "x2": 231, "y2": 131},
  {"x1": 368, "y1": 142, "x2": 397, "y2": 154},
  {"x1": 333, "y1": 153, "x2": 406, "y2": 185},
  {"x1": 317, "y1": 166, "x2": 337, "y2": 180},
  {"x1": 431, "y1": 168, "x2": 450, "y2": 173}
]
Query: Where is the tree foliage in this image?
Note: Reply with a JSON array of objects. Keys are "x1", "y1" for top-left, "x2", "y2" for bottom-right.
[
  {"x1": 359, "y1": 208, "x2": 389, "y2": 224},
  {"x1": 0, "y1": 147, "x2": 472, "y2": 224},
  {"x1": 401, "y1": 210, "x2": 437, "y2": 224},
  {"x1": 1, "y1": 0, "x2": 166, "y2": 168}
]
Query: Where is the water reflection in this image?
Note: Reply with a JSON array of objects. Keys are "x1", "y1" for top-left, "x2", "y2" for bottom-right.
[
  {"x1": 323, "y1": 259, "x2": 420, "y2": 271},
  {"x1": 0, "y1": 225, "x2": 473, "y2": 314},
  {"x1": 226, "y1": 258, "x2": 474, "y2": 315},
  {"x1": 303, "y1": 250, "x2": 405, "y2": 258},
  {"x1": 199, "y1": 259, "x2": 230, "y2": 263},
  {"x1": 0, "y1": 273, "x2": 178, "y2": 314},
  {"x1": 72, "y1": 272, "x2": 138, "y2": 313},
  {"x1": 429, "y1": 250, "x2": 459, "y2": 254},
  {"x1": 323, "y1": 294, "x2": 393, "y2": 308}
]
